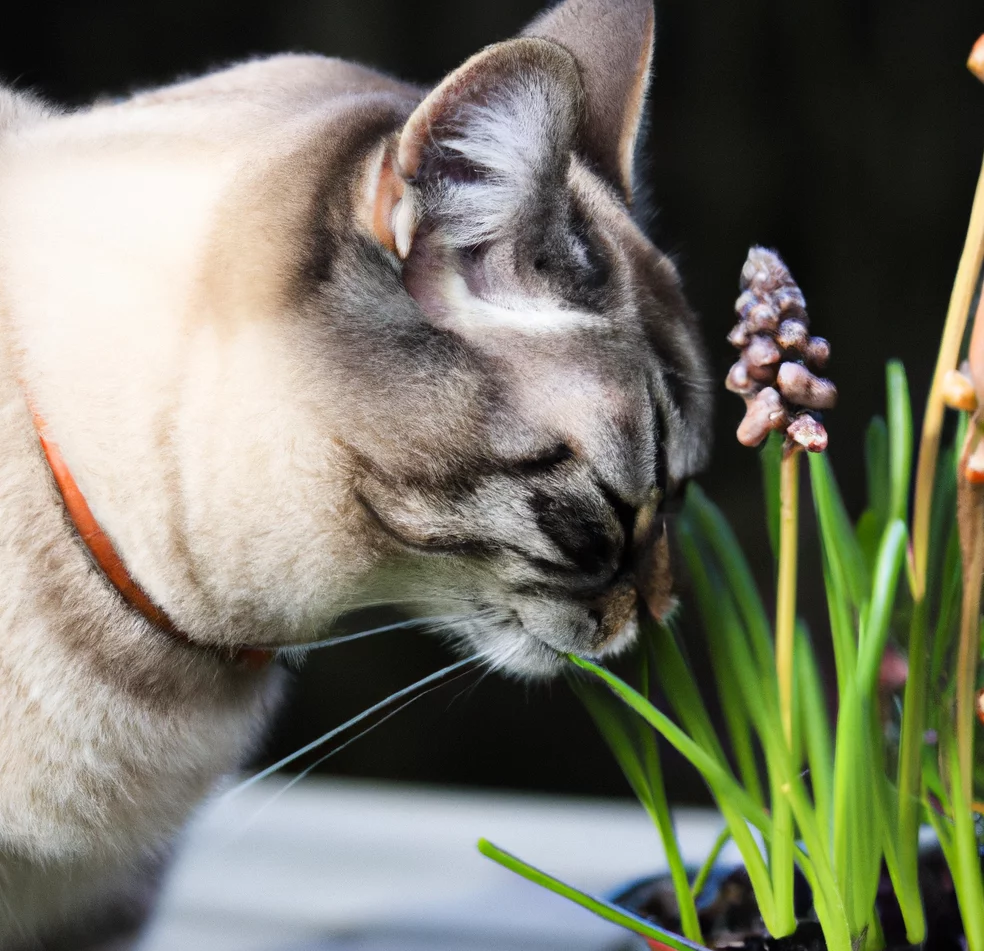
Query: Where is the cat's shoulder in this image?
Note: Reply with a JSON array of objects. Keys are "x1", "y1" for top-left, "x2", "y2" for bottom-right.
[{"x1": 123, "y1": 53, "x2": 423, "y2": 113}]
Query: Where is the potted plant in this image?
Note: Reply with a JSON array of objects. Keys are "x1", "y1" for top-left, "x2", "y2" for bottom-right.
[{"x1": 478, "y1": 34, "x2": 984, "y2": 951}]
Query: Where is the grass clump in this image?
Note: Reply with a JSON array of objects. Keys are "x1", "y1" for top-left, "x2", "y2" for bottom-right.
[{"x1": 480, "y1": 34, "x2": 984, "y2": 951}]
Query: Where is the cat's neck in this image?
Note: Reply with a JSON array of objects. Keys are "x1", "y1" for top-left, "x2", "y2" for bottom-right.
[
  {"x1": 0, "y1": 326, "x2": 282, "y2": 864},
  {"x1": 0, "y1": 99, "x2": 394, "y2": 650}
]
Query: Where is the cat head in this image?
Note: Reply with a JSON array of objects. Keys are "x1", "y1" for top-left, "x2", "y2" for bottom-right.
[
  {"x1": 334, "y1": 0, "x2": 713, "y2": 675},
  {"x1": 0, "y1": 0, "x2": 711, "y2": 680}
]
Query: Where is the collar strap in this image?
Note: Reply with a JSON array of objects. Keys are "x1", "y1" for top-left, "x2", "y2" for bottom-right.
[{"x1": 32, "y1": 409, "x2": 272, "y2": 670}]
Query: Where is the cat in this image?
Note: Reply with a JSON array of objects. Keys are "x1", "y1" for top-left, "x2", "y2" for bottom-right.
[{"x1": 0, "y1": 0, "x2": 711, "y2": 945}]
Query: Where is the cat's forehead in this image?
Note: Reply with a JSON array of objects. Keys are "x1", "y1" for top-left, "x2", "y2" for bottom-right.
[{"x1": 427, "y1": 155, "x2": 673, "y2": 392}]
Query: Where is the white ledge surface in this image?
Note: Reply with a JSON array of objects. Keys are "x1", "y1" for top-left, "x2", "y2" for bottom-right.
[{"x1": 139, "y1": 776, "x2": 724, "y2": 951}]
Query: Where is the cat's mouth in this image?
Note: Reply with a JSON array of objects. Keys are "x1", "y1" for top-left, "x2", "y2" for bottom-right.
[{"x1": 456, "y1": 595, "x2": 642, "y2": 679}]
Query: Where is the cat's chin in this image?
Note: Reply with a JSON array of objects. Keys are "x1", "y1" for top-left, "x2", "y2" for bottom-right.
[{"x1": 451, "y1": 612, "x2": 640, "y2": 682}]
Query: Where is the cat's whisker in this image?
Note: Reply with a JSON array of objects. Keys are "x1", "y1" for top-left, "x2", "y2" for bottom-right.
[
  {"x1": 330, "y1": 593, "x2": 481, "y2": 613},
  {"x1": 228, "y1": 662, "x2": 478, "y2": 841},
  {"x1": 268, "y1": 615, "x2": 460, "y2": 653},
  {"x1": 273, "y1": 606, "x2": 501, "y2": 654},
  {"x1": 223, "y1": 654, "x2": 480, "y2": 801},
  {"x1": 445, "y1": 657, "x2": 499, "y2": 707}
]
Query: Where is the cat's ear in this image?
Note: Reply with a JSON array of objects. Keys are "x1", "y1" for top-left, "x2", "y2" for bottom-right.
[
  {"x1": 368, "y1": 38, "x2": 582, "y2": 258},
  {"x1": 523, "y1": 0, "x2": 654, "y2": 200}
]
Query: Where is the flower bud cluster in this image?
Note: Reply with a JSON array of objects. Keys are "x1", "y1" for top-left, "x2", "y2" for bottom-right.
[{"x1": 727, "y1": 247, "x2": 836, "y2": 453}]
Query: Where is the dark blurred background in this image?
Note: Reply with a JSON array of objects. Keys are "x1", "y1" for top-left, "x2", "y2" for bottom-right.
[{"x1": 5, "y1": 1, "x2": 982, "y2": 804}]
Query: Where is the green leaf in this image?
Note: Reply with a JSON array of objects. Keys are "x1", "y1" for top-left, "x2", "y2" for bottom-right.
[
  {"x1": 566, "y1": 656, "x2": 769, "y2": 828},
  {"x1": 831, "y1": 685, "x2": 883, "y2": 935},
  {"x1": 857, "y1": 519, "x2": 908, "y2": 691},
  {"x1": 682, "y1": 485, "x2": 775, "y2": 678},
  {"x1": 809, "y1": 452, "x2": 871, "y2": 610},
  {"x1": 855, "y1": 509, "x2": 883, "y2": 575},
  {"x1": 895, "y1": 597, "x2": 931, "y2": 945},
  {"x1": 945, "y1": 738, "x2": 984, "y2": 951},
  {"x1": 690, "y1": 825, "x2": 732, "y2": 901},
  {"x1": 570, "y1": 674, "x2": 703, "y2": 944},
  {"x1": 886, "y1": 361, "x2": 913, "y2": 526},
  {"x1": 566, "y1": 652, "x2": 780, "y2": 929},
  {"x1": 761, "y1": 431, "x2": 783, "y2": 559},
  {"x1": 795, "y1": 624, "x2": 833, "y2": 853},
  {"x1": 930, "y1": 520, "x2": 963, "y2": 686},
  {"x1": 477, "y1": 839, "x2": 708, "y2": 951},
  {"x1": 865, "y1": 416, "x2": 890, "y2": 532},
  {"x1": 645, "y1": 616, "x2": 729, "y2": 768}
]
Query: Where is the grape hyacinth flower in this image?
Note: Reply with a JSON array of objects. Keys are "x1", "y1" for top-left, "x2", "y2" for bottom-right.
[{"x1": 726, "y1": 247, "x2": 837, "y2": 453}]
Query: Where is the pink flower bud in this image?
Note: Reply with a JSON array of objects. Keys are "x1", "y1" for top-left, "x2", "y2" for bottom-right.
[
  {"x1": 737, "y1": 387, "x2": 787, "y2": 447},
  {"x1": 787, "y1": 413, "x2": 828, "y2": 453},
  {"x1": 745, "y1": 334, "x2": 782, "y2": 368},
  {"x1": 777, "y1": 362, "x2": 837, "y2": 410}
]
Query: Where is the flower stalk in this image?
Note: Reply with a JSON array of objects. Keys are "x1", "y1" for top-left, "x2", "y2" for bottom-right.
[
  {"x1": 910, "y1": 150, "x2": 984, "y2": 601},
  {"x1": 777, "y1": 449, "x2": 800, "y2": 747}
]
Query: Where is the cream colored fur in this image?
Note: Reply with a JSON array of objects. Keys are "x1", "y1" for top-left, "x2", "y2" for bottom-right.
[
  {"x1": 0, "y1": 57, "x2": 420, "y2": 947},
  {"x1": 0, "y1": 1, "x2": 712, "y2": 943}
]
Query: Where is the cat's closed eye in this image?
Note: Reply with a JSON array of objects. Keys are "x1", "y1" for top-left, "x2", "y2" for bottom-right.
[{"x1": 510, "y1": 443, "x2": 577, "y2": 475}]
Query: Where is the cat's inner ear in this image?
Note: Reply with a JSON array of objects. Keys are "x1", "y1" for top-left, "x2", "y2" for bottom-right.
[
  {"x1": 364, "y1": 143, "x2": 414, "y2": 258},
  {"x1": 367, "y1": 38, "x2": 583, "y2": 259},
  {"x1": 523, "y1": 0, "x2": 654, "y2": 200}
]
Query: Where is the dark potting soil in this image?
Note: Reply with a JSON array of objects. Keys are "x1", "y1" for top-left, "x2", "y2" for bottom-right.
[{"x1": 615, "y1": 849, "x2": 963, "y2": 951}]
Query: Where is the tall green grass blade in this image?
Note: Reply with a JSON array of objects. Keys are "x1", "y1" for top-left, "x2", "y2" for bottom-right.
[
  {"x1": 646, "y1": 619, "x2": 730, "y2": 769},
  {"x1": 830, "y1": 685, "x2": 882, "y2": 937},
  {"x1": 667, "y1": 555, "x2": 766, "y2": 808},
  {"x1": 886, "y1": 361, "x2": 913, "y2": 526},
  {"x1": 769, "y1": 770, "x2": 798, "y2": 937},
  {"x1": 930, "y1": 524, "x2": 963, "y2": 685},
  {"x1": 946, "y1": 737, "x2": 984, "y2": 951},
  {"x1": 872, "y1": 747, "x2": 924, "y2": 944},
  {"x1": 671, "y1": 530, "x2": 770, "y2": 808},
  {"x1": 664, "y1": 526, "x2": 768, "y2": 809},
  {"x1": 857, "y1": 520, "x2": 908, "y2": 690},
  {"x1": 691, "y1": 825, "x2": 732, "y2": 900},
  {"x1": 716, "y1": 646, "x2": 767, "y2": 809},
  {"x1": 816, "y1": 536, "x2": 858, "y2": 698},
  {"x1": 571, "y1": 677, "x2": 703, "y2": 944},
  {"x1": 865, "y1": 416, "x2": 890, "y2": 533},
  {"x1": 762, "y1": 431, "x2": 783, "y2": 559},
  {"x1": 644, "y1": 620, "x2": 781, "y2": 930},
  {"x1": 571, "y1": 649, "x2": 852, "y2": 950},
  {"x1": 809, "y1": 453, "x2": 870, "y2": 610},
  {"x1": 795, "y1": 625, "x2": 833, "y2": 853},
  {"x1": 567, "y1": 653, "x2": 781, "y2": 930},
  {"x1": 808, "y1": 453, "x2": 862, "y2": 703},
  {"x1": 828, "y1": 521, "x2": 904, "y2": 937},
  {"x1": 477, "y1": 839, "x2": 709, "y2": 951},
  {"x1": 636, "y1": 723, "x2": 703, "y2": 943},
  {"x1": 678, "y1": 513, "x2": 799, "y2": 936},
  {"x1": 566, "y1": 657, "x2": 770, "y2": 829},
  {"x1": 895, "y1": 596, "x2": 930, "y2": 945},
  {"x1": 636, "y1": 726, "x2": 703, "y2": 943},
  {"x1": 683, "y1": 486, "x2": 775, "y2": 677}
]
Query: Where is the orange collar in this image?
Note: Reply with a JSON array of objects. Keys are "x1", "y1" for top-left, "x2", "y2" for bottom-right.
[{"x1": 31, "y1": 409, "x2": 272, "y2": 670}]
